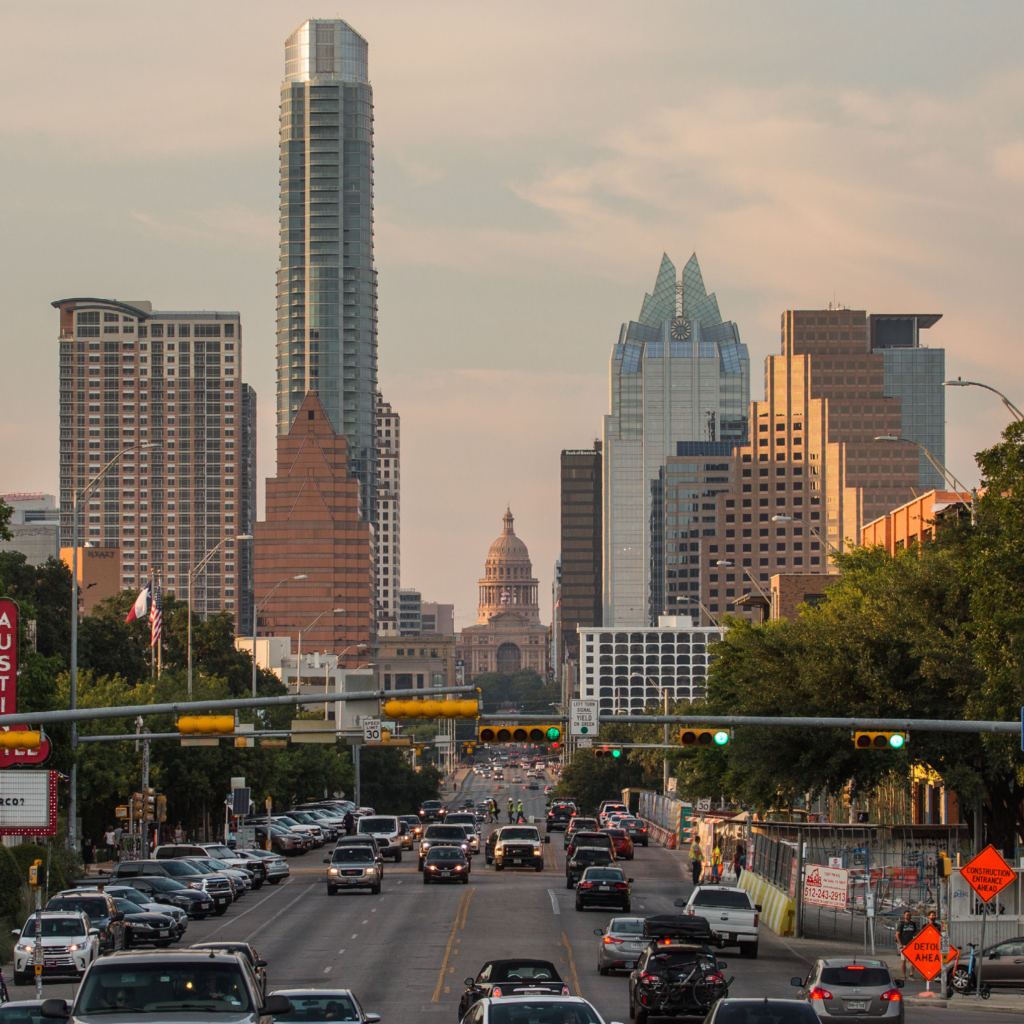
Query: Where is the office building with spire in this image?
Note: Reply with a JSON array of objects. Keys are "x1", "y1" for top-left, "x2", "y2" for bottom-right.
[
  {"x1": 278, "y1": 19, "x2": 378, "y2": 522},
  {"x1": 603, "y1": 253, "x2": 750, "y2": 626}
]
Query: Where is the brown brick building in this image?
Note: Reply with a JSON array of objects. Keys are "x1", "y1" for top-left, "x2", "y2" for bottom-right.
[{"x1": 253, "y1": 391, "x2": 374, "y2": 664}]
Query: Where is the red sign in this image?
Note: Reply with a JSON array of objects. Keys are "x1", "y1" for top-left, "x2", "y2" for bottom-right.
[
  {"x1": 960, "y1": 845, "x2": 1016, "y2": 903},
  {"x1": 0, "y1": 600, "x2": 51, "y2": 766},
  {"x1": 901, "y1": 923, "x2": 944, "y2": 981}
]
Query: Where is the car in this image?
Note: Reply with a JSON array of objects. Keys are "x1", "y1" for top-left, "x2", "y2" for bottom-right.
[
  {"x1": 268, "y1": 989, "x2": 380, "y2": 1024},
  {"x1": 628, "y1": 933, "x2": 729, "y2": 1022},
  {"x1": 155, "y1": 843, "x2": 264, "y2": 886},
  {"x1": 11, "y1": 911, "x2": 100, "y2": 985},
  {"x1": 460, "y1": 995, "x2": 605, "y2": 1024},
  {"x1": 566, "y1": 832, "x2": 614, "y2": 859},
  {"x1": 37, "y1": 949, "x2": 292, "y2": 1024},
  {"x1": 594, "y1": 917, "x2": 647, "y2": 975},
  {"x1": 356, "y1": 815, "x2": 404, "y2": 861},
  {"x1": 566, "y1": 847, "x2": 614, "y2": 889},
  {"x1": 492, "y1": 825, "x2": 548, "y2": 872},
  {"x1": 423, "y1": 846, "x2": 470, "y2": 884},
  {"x1": 250, "y1": 823, "x2": 303, "y2": 856},
  {"x1": 563, "y1": 817, "x2": 598, "y2": 848},
  {"x1": 704, "y1": 1000, "x2": 819, "y2": 1023},
  {"x1": 323, "y1": 843, "x2": 382, "y2": 895},
  {"x1": 598, "y1": 801, "x2": 628, "y2": 826},
  {"x1": 399, "y1": 814, "x2": 423, "y2": 843},
  {"x1": 601, "y1": 828, "x2": 634, "y2": 860},
  {"x1": 419, "y1": 824, "x2": 471, "y2": 869},
  {"x1": 281, "y1": 810, "x2": 339, "y2": 841},
  {"x1": 457, "y1": 960, "x2": 569, "y2": 1019},
  {"x1": 102, "y1": 887, "x2": 189, "y2": 940},
  {"x1": 528, "y1": 782, "x2": 539, "y2": 790},
  {"x1": 105, "y1": 875, "x2": 215, "y2": 919},
  {"x1": 419, "y1": 799, "x2": 448, "y2": 823},
  {"x1": 952, "y1": 937, "x2": 1024, "y2": 995},
  {"x1": 238, "y1": 848, "x2": 291, "y2": 883},
  {"x1": 444, "y1": 813, "x2": 482, "y2": 854},
  {"x1": 575, "y1": 866, "x2": 632, "y2": 911},
  {"x1": 111, "y1": 897, "x2": 179, "y2": 948},
  {"x1": 334, "y1": 836, "x2": 386, "y2": 877},
  {"x1": 112, "y1": 859, "x2": 235, "y2": 913},
  {"x1": 191, "y1": 942, "x2": 268, "y2": 999},
  {"x1": 620, "y1": 817, "x2": 649, "y2": 847},
  {"x1": 791, "y1": 959, "x2": 906, "y2": 1020},
  {"x1": 0, "y1": 1000, "x2": 46, "y2": 1024},
  {"x1": 484, "y1": 826, "x2": 505, "y2": 865},
  {"x1": 187, "y1": 857, "x2": 253, "y2": 897},
  {"x1": 272, "y1": 815, "x2": 325, "y2": 847},
  {"x1": 44, "y1": 892, "x2": 127, "y2": 954},
  {"x1": 676, "y1": 886, "x2": 761, "y2": 958}
]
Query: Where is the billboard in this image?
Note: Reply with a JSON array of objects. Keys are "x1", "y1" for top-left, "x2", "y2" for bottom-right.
[
  {"x1": 803, "y1": 864, "x2": 849, "y2": 910},
  {"x1": 0, "y1": 599, "x2": 52, "y2": 766},
  {"x1": 0, "y1": 771, "x2": 59, "y2": 836}
]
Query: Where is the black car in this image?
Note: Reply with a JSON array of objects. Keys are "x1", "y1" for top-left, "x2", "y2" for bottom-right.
[
  {"x1": 111, "y1": 875, "x2": 216, "y2": 918},
  {"x1": 458, "y1": 960, "x2": 568, "y2": 1020},
  {"x1": 419, "y1": 800, "x2": 448, "y2": 824},
  {"x1": 112, "y1": 897, "x2": 178, "y2": 948},
  {"x1": 565, "y1": 847, "x2": 613, "y2": 889},
  {"x1": 620, "y1": 817, "x2": 650, "y2": 847},
  {"x1": 191, "y1": 942, "x2": 268, "y2": 998},
  {"x1": 422, "y1": 846, "x2": 470, "y2": 884},
  {"x1": 44, "y1": 894, "x2": 126, "y2": 954},
  {"x1": 112, "y1": 859, "x2": 234, "y2": 914},
  {"x1": 546, "y1": 800, "x2": 578, "y2": 833},
  {"x1": 574, "y1": 866, "x2": 632, "y2": 912},
  {"x1": 419, "y1": 825, "x2": 471, "y2": 869}
]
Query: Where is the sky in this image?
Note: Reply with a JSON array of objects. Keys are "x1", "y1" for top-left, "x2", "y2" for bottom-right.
[{"x1": 2, "y1": 1, "x2": 1024, "y2": 630}]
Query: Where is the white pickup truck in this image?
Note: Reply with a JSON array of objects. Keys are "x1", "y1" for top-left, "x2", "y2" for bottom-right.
[{"x1": 674, "y1": 886, "x2": 761, "y2": 958}]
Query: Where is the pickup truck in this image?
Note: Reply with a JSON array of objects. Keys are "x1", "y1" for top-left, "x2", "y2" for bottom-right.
[
  {"x1": 492, "y1": 825, "x2": 549, "y2": 871},
  {"x1": 674, "y1": 886, "x2": 761, "y2": 958}
]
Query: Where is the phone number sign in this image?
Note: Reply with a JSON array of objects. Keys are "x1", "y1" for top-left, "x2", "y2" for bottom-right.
[{"x1": 803, "y1": 865, "x2": 849, "y2": 910}]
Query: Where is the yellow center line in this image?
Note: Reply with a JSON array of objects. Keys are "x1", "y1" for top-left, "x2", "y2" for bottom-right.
[
  {"x1": 461, "y1": 885, "x2": 476, "y2": 928},
  {"x1": 433, "y1": 888, "x2": 473, "y2": 1002},
  {"x1": 561, "y1": 930, "x2": 582, "y2": 998}
]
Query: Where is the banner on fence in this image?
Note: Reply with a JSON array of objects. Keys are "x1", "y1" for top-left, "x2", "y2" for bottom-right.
[{"x1": 803, "y1": 865, "x2": 849, "y2": 910}]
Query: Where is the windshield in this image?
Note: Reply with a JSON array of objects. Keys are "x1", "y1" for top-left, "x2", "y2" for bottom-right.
[
  {"x1": 114, "y1": 900, "x2": 147, "y2": 915},
  {"x1": 819, "y1": 967, "x2": 892, "y2": 987},
  {"x1": 445, "y1": 815, "x2": 476, "y2": 826},
  {"x1": 582, "y1": 869, "x2": 625, "y2": 881},
  {"x1": 333, "y1": 848, "x2": 375, "y2": 863},
  {"x1": 426, "y1": 848, "x2": 466, "y2": 862},
  {"x1": 358, "y1": 817, "x2": 398, "y2": 833},
  {"x1": 570, "y1": 819, "x2": 597, "y2": 829},
  {"x1": 76, "y1": 962, "x2": 251, "y2": 1014},
  {"x1": 488, "y1": 1002, "x2": 598, "y2": 1024},
  {"x1": 273, "y1": 995, "x2": 359, "y2": 1022},
  {"x1": 21, "y1": 917, "x2": 86, "y2": 938},
  {"x1": 491, "y1": 963, "x2": 560, "y2": 982},
  {"x1": 145, "y1": 877, "x2": 190, "y2": 892},
  {"x1": 0, "y1": 1006, "x2": 45, "y2": 1024},
  {"x1": 422, "y1": 801, "x2": 442, "y2": 809},
  {"x1": 609, "y1": 920, "x2": 644, "y2": 935},
  {"x1": 500, "y1": 829, "x2": 539, "y2": 841},
  {"x1": 46, "y1": 898, "x2": 109, "y2": 919},
  {"x1": 691, "y1": 891, "x2": 752, "y2": 909},
  {"x1": 425, "y1": 826, "x2": 466, "y2": 839},
  {"x1": 204, "y1": 845, "x2": 234, "y2": 859}
]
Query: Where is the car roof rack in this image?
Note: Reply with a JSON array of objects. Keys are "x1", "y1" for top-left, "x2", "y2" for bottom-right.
[{"x1": 642, "y1": 915, "x2": 714, "y2": 941}]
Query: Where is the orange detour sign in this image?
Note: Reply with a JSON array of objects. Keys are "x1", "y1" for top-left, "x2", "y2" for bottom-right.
[
  {"x1": 960, "y1": 844, "x2": 1016, "y2": 903},
  {"x1": 902, "y1": 924, "x2": 944, "y2": 982}
]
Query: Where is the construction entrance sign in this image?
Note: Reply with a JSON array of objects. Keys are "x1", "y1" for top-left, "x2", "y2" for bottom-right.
[{"x1": 959, "y1": 844, "x2": 1016, "y2": 903}]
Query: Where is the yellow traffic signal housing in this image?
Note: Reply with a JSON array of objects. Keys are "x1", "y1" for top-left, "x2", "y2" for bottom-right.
[
  {"x1": 131, "y1": 792, "x2": 144, "y2": 818},
  {"x1": 155, "y1": 795, "x2": 167, "y2": 823},
  {"x1": 852, "y1": 731, "x2": 907, "y2": 750},
  {"x1": 678, "y1": 728, "x2": 731, "y2": 747},
  {"x1": 477, "y1": 724, "x2": 562, "y2": 744},
  {"x1": 594, "y1": 746, "x2": 623, "y2": 759},
  {"x1": 0, "y1": 730, "x2": 41, "y2": 750},
  {"x1": 939, "y1": 852, "x2": 952, "y2": 878},
  {"x1": 383, "y1": 699, "x2": 478, "y2": 719},
  {"x1": 28, "y1": 859, "x2": 42, "y2": 888},
  {"x1": 178, "y1": 716, "x2": 236, "y2": 735}
]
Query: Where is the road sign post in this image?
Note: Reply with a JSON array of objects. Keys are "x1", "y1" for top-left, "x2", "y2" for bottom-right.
[
  {"x1": 959, "y1": 844, "x2": 1016, "y2": 1000},
  {"x1": 570, "y1": 700, "x2": 599, "y2": 737}
]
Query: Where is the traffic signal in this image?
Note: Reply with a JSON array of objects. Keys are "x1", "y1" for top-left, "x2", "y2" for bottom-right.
[
  {"x1": 0, "y1": 730, "x2": 41, "y2": 750},
  {"x1": 478, "y1": 724, "x2": 563, "y2": 744},
  {"x1": 144, "y1": 787, "x2": 156, "y2": 820},
  {"x1": 178, "y1": 716, "x2": 235, "y2": 734},
  {"x1": 939, "y1": 853, "x2": 952, "y2": 878},
  {"x1": 28, "y1": 859, "x2": 42, "y2": 889},
  {"x1": 131, "y1": 792, "x2": 144, "y2": 818},
  {"x1": 594, "y1": 746, "x2": 622, "y2": 759},
  {"x1": 678, "y1": 728, "x2": 731, "y2": 747},
  {"x1": 155, "y1": 795, "x2": 167, "y2": 823},
  {"x1": 383, "y1": 699, "x2": 478, "y2": 719},
  {"x1": 852, "y1": 731, "x2": 907, "y2": 750}
]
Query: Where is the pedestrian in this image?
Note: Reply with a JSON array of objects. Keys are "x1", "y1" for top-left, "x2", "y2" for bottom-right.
[
  {"x1": 489, "y1": 799, "x2": 499, "y2": 823},
  {"x1": 896, "y1": 910, "x2": 918, "y2": 980},
  {"x1": 516, "y1": 800, "x2": 524, "y2": 823},
  {"x1": 689, "y1": 837, "x2": 704, "y2": 886},
  {"x1": 82, "y1": 836, "x2": 94, "y2": 866},
  {"x1": 507, "y1": 799, "x2": 514, "y2": 824},
  {"x1": 737, "y1": 845, "x2": 747, "y2": 874},
  {"x1": 103, "y1": 826, "x2": 117, "y2": 863},
  {"x1": 710, "y1": 839, "x2": 723, "y2": 883},
  {"x1": 927, "y1": 910, "x2": 943, "y2": 933},
  {"x1": 174, "y1": 822, "x2": 184, "y2": 844},
  {"x1": 343, "y1": 811, "x2": 355, "y2": 835},
  {"x1": 731, "y1": 845, "x2": 742, "y2": 881}
]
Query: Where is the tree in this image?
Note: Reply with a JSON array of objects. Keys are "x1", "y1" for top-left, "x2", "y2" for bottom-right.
[
  {"x1": 476, "y1": 669, "x2": 558, "y2": 713},
  {"x1": 0, "y1": 498, "x2": 12, "y2": 542},
  {"x1": 356, "y1": 748, "x2": 441, "y2": 814},
  {"x1": 0, "y1": 552, "x2": 73, "y2": 662}
]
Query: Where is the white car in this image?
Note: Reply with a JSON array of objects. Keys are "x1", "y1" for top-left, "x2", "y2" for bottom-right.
[
  {"x1": 460, "y1": 994, "x2": 611, "y2": 1024},
  {"x1": 12, "y1": 911, "x2": 100, "y2": 984},
  {"x1": 676, "y1": 886, "x2": 761, "y2": 958}
]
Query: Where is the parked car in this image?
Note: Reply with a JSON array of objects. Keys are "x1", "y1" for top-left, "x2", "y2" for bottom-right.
[
  {"x1": 103, "y1": 886, "x2": 188, "y2": 940},
  {"x1": 104, "y1": 876, "x2": 215, "y2": 919},
  {"x1": 236, "y1": 848, "x2": 290, "y2": 884},
  {"x1": 11, "y1": 912, "x2": 100, "y2": 985},
  {"x1": 111, "y1": 897, "x2": 179, "y2": 948},
  {"x1": 112, "y1": 860, "x2": 234, "y2": 915}
]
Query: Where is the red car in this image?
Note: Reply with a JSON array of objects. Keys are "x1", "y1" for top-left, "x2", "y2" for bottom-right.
[{"x1": 601, "y1": 827, "x2": 634, "y2": 860}]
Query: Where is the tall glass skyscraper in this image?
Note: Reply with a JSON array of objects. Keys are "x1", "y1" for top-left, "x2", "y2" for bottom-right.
[
  {"x1": 278, "y1": 19, "x2": 378, "y2": 520},
  {"x1": 603, "y1": 253, "x2": 749, "y2": 626}
]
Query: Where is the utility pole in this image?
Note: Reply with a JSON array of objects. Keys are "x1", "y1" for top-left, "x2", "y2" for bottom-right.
[{"x1": 141, "y1": 732, "x2": 150, "y2": 858}]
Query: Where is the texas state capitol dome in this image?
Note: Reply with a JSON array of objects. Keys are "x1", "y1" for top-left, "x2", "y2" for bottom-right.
[{"x1": 455, "y1": 509, "x2": 551, "y2": 680}]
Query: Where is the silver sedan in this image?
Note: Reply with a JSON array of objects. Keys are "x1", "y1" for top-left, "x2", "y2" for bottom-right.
[{"x1": 594, "y1": 917, "x2": 648, "y2": 975}]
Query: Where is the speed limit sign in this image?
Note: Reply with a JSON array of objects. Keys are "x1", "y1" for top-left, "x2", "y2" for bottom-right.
[{"x1": 363, "y1": 718, "x2": 382, "y2": 743}]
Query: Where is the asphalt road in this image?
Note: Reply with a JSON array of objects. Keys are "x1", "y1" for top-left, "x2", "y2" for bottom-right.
[{"x1": 7, "y1": 764, "x2": 1017, "y2": 1023}]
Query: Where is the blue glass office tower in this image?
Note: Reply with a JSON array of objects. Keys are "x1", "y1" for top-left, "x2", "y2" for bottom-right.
[
  {"x1": 278, "y1": 19, "x2": 378, "y2": 520},
  {"x1": 603, "y1": 253, "x2": 749, "y2": 626}
]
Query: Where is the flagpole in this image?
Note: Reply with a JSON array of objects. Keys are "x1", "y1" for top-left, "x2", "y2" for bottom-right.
[{"x1": 156, "y1": 571, "x2": 162, "y2": 677}]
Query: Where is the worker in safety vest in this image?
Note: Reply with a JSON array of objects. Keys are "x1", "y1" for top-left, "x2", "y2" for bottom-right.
[
  {"x1": 710, "y1": 840, "x2": 723, "y2": 883},
  {"x1": 507, "y1": 799, "x2": 515, "y2": 823}
]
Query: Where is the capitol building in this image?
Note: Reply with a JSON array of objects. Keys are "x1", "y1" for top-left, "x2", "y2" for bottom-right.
[{"x1": 455, "y1": 509, "x2": 550, "y2": 680}]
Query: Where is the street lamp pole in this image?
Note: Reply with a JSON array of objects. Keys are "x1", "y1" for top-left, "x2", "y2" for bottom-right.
[
  {"x1": 771, "y1": 515, "x2": 841, "y2": 555},
  {"x1": 874, "y1": 435, "x2": 972, "y2": 496},
  {"x1": 69, "y1": 441, "x2": 159, "y2": 850},
  {"x1": 296, "y1": 608, "x2": 345, "y2": 691},
  {"x1": 716, "y1": 560, "x2": 774, "y2": 621},
  {"x1": 250, "y1": 574, "x2": 308, "y2": 697},
  {"x1": 942, "y1": 378, "x2": 1023, "y2": 422}
]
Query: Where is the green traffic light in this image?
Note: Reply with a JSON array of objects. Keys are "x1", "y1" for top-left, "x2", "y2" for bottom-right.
[
  {"x1": 888, "y1": 733, "x2": 905, "y2": 749},
  {"x1": 612, "y1": 749, "x2": 621, "y2": 758},
  {"x1": 545, "y1": 726, "x2": 561, "y2": 741},
  {"x1": 713, "y1": 730, "x2": 730, "y2": 746}
]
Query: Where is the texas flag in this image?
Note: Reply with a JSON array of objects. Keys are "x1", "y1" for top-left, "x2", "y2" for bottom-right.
[{"x1": 125, "y1": 582, "x2": 152, "y2": 624}]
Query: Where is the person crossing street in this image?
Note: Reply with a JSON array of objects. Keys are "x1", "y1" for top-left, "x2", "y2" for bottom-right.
[
  {"x1": 516, "y1": 800, "x2": 524, "y2": 822},
  {"x1": 507, "y1": 798, "x2": 515, "y2": 823}
]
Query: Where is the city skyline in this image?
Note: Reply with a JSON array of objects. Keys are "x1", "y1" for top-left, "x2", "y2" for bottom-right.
[{"x1": 3, "y1": 2, "x2": 1024, "y2": 628}]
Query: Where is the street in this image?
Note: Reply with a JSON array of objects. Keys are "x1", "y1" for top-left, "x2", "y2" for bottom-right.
[{"x1": 7, "y1": 768, "x2": 1017, "y2": 1023}]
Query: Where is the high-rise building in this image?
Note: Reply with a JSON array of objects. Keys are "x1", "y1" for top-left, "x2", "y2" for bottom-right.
[
  {"x1": 558, "y1": 444, "x2": 602, "y2": 681},
  {"x1": 398, "y1": 589, "x2": 421, "y2": 636},
  {"x1": 53, "y1": 298, "x2": 252, "y2": 622},
  {"x1": 278, "y1": 19, "x2": 378, "y2": 522},
  {"x1": 375, "y1": 393, "x2": 399, "y2": 634},
  {"x1": 253, "y1": 391, "x2": 374, "y2": 663},
  {"x1": 603, "y1": 253, "x2": 749, "y2": 627},
  {"x1": 0, "y1": 493, "x2": 59, "y2": 566},
  {"x1": 237, "y1": 385, "x2": 257, "y2": 637},
  {"x1": 420, "y1": 601, "x2": 454, "y2": 635}
]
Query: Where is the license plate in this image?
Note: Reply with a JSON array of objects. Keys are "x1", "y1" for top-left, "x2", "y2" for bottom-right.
[
  {"x1": 599, "y1": 886, "x2": 610, "y2": 891},
  {"x1": 217, "y1": 897, "x2": 228, "y2": 904},
  {"x1": 441, "y1": 871, "x2": 451, "y2": 877},
  {"x1": 627, "y1": 942, "x2": 644, "y2": 950},
  {"x1": 845, "y1": 1001, "x2": 868, "y2": 1011},
  {"x1": 159, "y1": 930, "x2": 169, "y2": 936},
  {"x1": 513, "y1": 859, "x2": 522, "y2": 865},
  {"x1": 201, "y1": 903, "x2": 211, "y2": 909}
]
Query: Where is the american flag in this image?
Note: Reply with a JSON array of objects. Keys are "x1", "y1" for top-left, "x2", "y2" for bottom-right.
[{"x1": 149, "y1": 576, "x2": 162, "y2": 648}]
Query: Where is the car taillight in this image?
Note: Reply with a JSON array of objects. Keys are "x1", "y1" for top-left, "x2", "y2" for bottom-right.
[
  {"x1": 616, "y1": 882, "x2": 629, "y2": 889},
  {"x1": 492, "y1": 988, "x2": 503, "y2": 998},
  {"x1": 809, "y1": 987, "x2": 833, "y2": 1000},
  {"x1": 603, "y1": 936, "x2": 623, "y2": 944},
  {"x1": 880, "y1": 989, "x2": 901, "y2": 1002},
  {"x1": 640, "y1": 972, "x2": 660, "y2": 982},
  {"x1": 752, "y1": 914, "x2": 759, "y2": 928},
  {"x1": 580, "y1": 882, "x2": 594, "y2": 889},
  {"x1": 561, "y1": 986, "x2": 570, "y2": 996}
]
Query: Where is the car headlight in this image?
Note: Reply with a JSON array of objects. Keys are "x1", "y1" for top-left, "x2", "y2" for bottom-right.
[
  {"x1": 16, "y1": 943, "x2": 32, "y2": 953},
  {"x1": 69, "y1": 943, "x2": 82, "y2": 951},
  {"x1": 533, "y1": 849, "x2": 542, "y2": 856},
  {"x1": 328, "y1": 868, "x2": 339, "y2": 875},
  {"x1": 428, "y1": 865, "x2": 438, "y2": 871}
]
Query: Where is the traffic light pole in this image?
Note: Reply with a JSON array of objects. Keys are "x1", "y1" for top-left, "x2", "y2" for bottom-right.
[{"x1": 141, "y1": 733, "x2": 150, "y2": 858}]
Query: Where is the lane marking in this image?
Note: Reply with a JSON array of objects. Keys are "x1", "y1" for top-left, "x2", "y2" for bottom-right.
[
  {"x1": 338, "y1": 949, "x2": 345, "y2": 955},
  {"x1": 324, "y1": 966, "x2": 332, "y2": 973},
  {"x1": 561, "y1": 930, "x2": 582, "y2": 998},
  {"x1": 362, "y1": 919, "x2": 368, "y2": 924},
  {"x1": 244, "y1": 881, "x2": 316, "y2": 943},
  {"x1": 351, "y1": 933, "x2": 358, "y2": 939},
  {"x1": 432, "y1": 887, "x2": 472, "y2": 1002},
  {"x1": 202, "y1": 878, "x2": 292, "y2": 939},
  {"x1": 548, "y1": 890, "x2": 560, "y2": 915},
  {"x1": 460, "y1": 886, "x2": 475, "y2": 929}
]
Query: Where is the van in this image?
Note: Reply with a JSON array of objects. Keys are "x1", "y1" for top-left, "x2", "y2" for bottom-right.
[{"x1": 356, "y1": 816, "x2": 403, "y2": 861}]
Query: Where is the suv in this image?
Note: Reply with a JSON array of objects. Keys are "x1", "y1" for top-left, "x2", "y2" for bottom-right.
[
  {"x1": 324, "y1": 844, "x2": 382, "y2": 895},
  {"x1": 112, "y1": 860, "x2": 234, "y2": 914},
  {"x1": 545, "y1": 800, "x2": 578, "y2": 833},
  {"x1": 418, "y1": 800, "x2": 447, "y2": 823},
  {"x1": 12, "y1": 912, "x2": 100, "y2": 984},
  {"x1": 44, "y1": 893, "x2": 126, "y2": 954},
  {"x1": 356, "y1": 816, "x2": 404, "y2": 862},
  {"x1": 563, "y1": 817, "x2": 598, "y2": 849},
  {"x1": 791, "y1": 958, "x2": 905, "y2": 1018},
  {"x1": 492, "y1": 825, "x2": 548, "y2": 872},
  {"x1": 419, "y1": 825, "x2": 470, "y2": 869},
  {"x1": 565, "y1": 846, "x2": 613, "y2": 888},
  {"x1": 444, "y1": 813, "x2": 481, "y2": 854}
]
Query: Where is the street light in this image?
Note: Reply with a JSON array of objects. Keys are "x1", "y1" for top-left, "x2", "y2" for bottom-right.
[
  {"x1": 250, "y1": 574, "x2": 308, "y2": 697},
  {"x1": 68, "y1": 441, "x2": 160, "y2": 851},
  {"x1": 873, "y1": 436, "x2": 972, "y2": 496},
  {"x1": 771, "y1": 515, "x2": 841, "y2": 555},
  {"x1": 187, "y1": 535, "x2": 251, "y2": 695},
  {"x1": 322, "y1": 643, "x2": 369, "y2": 720},
  {"x1": 942, "y1": 378, "x2": 1023, "y2": 422},
  {"x1": 296, "y1": 608, "x2": 345, "y2": 690},
  {"x1": 716, "y1": 560, "x2": 773, "y2": 620}
]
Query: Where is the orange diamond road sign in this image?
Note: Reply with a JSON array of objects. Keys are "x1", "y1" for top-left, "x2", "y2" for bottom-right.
[
  {"x1": 960, "y1": 844, "x2": 1016, "y2": 903},
  {"x1": 902, "y1": 923, "x2": 944, "y2": 982}
]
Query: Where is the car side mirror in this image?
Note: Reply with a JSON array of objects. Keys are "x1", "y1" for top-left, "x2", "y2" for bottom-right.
[
  {"x1": 256, "y1": 958, "x2": 267, "y2": 967},
  {"x1": 627, "y1": 878, "x2": 634, "y2": 883},
  {"x1": 673, "y1": 899, "x2": 686, "y2": 908},
  {"x1": 718, "y1": 962, "x2": 728, "y2": 970},
  {"x1": 754, "y1": 904, "x2": 762, "y2": 913},
  {"x1": 323, "y1": 857, "x2": 330, "y2": 863},
  {"x1": 89, "y1": 928, "x2": 100, "y2": 936},
  {"x1": 40, "y1": 1000, "x2": 70, "y2": 1019},
  {"x1": 262, "y1": 996, "x2": 293, "y2": 1016},
  {"x1": 10, "y1": 929, "x2": 19, "y2": 938},
  {"x1": 364, "y1": 1015, "x2": 380, "y2": 1024},
  {"x1": 790, "y1": 977, "x2": 804, "y2": 987},
  {"x1": 989, "y1": 952, "x2": 1000, "y2": 960},
  {"x1": 464, "y1": 977, "x2": 474, "y2": 987},
  {"x1": 894, "y1": 979, "x2": 904, "y2": 989}
]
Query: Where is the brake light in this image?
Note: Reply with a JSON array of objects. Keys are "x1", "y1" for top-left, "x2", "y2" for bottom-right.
[
  {"x1": 580, "y1": 882, "x2": 594, "y2": 889},
  {"x1": 809, "y1": 988, "x2": 832, "y2": 1001},
  {"x1": 753, "y1": 914, "x2": 759, "y2": 928},
  {"x1": 615, "y1": 882, "x2": 629, "y2": 890},
  {"x1": 492, "y1": 987, "x2": 502, "y2": 998},
  {"x1": 603, "y1": 936, "x2": 623, "y2": 944},
  {"x1": 880, "y1": 989, "x2": 901, "y2": 1002},
  {"x1": 561, "y1": 986, "x2": 570, "y2": 996}
]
